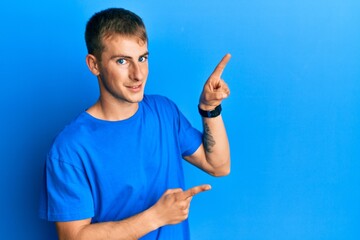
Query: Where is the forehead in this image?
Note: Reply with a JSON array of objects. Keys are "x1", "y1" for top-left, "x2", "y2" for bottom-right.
[{"x1": 101, "y1": 34, "x2": 148, "y2": 56}]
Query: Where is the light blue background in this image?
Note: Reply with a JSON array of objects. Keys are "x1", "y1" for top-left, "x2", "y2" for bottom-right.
[{"x1": 0, "y1": 0, "x2": 359, "y2": 239}]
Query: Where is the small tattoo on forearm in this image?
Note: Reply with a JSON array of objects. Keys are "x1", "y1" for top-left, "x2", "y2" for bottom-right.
[{"x1": 203, "y1": 123, "x2": 215, "y2": 153}]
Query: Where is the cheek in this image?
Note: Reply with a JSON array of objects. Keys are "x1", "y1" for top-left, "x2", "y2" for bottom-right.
[
  {"x1": 142, "y1": 64, "x2": 149, "y2": 76},
  {"x1": 108, "y1": 67, "x2": 128, "y2": 81}
]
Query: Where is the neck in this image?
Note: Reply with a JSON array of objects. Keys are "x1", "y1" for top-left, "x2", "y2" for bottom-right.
[{"x1": 87, "y1": 98, "x2": 139, "y2": 121}]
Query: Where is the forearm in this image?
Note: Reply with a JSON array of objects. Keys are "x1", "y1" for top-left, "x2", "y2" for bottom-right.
[
  {"x1": 81, "y1": 212, "x2": 156, "y2": 240},
  {"x1": 57, "y1": 207, "x2": 161, "y2": 240},
  {"x1": 201, "y1": 112, "x2": 230, "y2": 175}
]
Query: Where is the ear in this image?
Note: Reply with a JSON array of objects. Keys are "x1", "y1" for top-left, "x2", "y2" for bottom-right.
[{"x1": 86, "y1": 54, "x2": 100, "y2": 76}]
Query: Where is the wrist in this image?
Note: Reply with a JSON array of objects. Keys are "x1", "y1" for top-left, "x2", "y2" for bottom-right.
[
  {"x1": 146, "y1": 205, "x2": 165, "y2": 230},
  {"x1": 198, "y1": 102, "x2": 216, "y2": 111},
  {"x1": 198, "y1": 104, "x2": 222, "y2": 118}
]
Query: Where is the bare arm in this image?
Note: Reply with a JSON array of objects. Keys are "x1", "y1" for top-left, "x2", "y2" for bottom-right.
[
  {"x1": 56, "y1": 210, "x2": 156, "y2": 240},
  {"x1": 55, "y1": 185, "x2": 211, "y2": 240},
  {"x1": 185, "y1": 54, "x2": 231, "y2": 177}
]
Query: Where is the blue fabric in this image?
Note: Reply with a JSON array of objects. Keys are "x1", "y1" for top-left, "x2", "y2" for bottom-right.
[{"x1": 39, "y1": 94, "x2": 203, "y2": 239}]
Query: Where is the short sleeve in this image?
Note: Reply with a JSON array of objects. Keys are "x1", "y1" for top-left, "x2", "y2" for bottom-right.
[
  {"x1": 177, "y1": 108, "x2": 203, "y2": 157},
  {"x1": 38, "y1": 155, "x2": 94, "y2": 222}
]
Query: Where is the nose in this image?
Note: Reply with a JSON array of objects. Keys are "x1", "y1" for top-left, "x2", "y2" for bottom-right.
[{"x1": 129, "y1": 62, "x2": 144, "y2": 81}]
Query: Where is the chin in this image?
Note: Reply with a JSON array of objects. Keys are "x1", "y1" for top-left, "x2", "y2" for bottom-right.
[{"x1": 130, "y1": 93, "x2": 145, "y2": 103}]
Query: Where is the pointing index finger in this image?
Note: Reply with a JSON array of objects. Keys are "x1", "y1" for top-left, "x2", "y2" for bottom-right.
[
  {"x1": 211, "y1": 53, "x2": 231, "y2": 78},
  {"x1": 182, "y1": 184, "x2": 212, "y2": 200}
]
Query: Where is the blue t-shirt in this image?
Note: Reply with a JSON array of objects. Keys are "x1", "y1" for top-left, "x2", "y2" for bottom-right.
[{"x1": 39, "y1": 95, "x2": 202, "y2": 239}]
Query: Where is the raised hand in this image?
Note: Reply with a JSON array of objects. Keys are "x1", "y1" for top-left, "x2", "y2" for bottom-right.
[
  {"x1": 199, "y1": 54, "x2": 231, "y2": 111},
  {"x1": 151, "y1": 184, "x2": 211, "y2": 226}
]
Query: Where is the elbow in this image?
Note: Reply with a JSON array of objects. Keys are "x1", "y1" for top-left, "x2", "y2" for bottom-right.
[
  {"x1": 211, "y1": 168, "x2": 230, "y2": 177},
  {"x1": 209, "y1": 162, "x2": 231, "y2": 177},
  {"x1": 203, "y1": 155, "x2": 231, "y2": 177}
]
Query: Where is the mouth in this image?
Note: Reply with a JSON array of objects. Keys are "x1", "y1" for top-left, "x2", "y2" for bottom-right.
[{"x1": 127, "y1": 83, "x2": 143, "y2": 92}]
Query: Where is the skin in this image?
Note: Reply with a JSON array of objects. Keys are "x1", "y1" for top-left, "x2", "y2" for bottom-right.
[
  {"x1": 86, "y1": 34, "x2": 149, "y2": 121},
  {"x1": 56, "y1": 34, "x2": 231, "y2": 239},
  {"x1": 185, "y1": 53, "x2": 231, "y2": 177}
]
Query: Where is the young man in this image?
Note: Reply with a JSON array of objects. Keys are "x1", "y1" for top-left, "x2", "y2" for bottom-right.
[{"x1": 39, "y1": 8, "x2": 231, "y2": 240}]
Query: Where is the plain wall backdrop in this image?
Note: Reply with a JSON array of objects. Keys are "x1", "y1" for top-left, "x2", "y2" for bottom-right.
[{"x1": 0, "y1": 0, "x2": 359, "y2": 239}]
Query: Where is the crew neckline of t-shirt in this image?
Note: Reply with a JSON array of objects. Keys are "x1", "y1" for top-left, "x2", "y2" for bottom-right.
[{"x1": 82, "y1": 102, "x2": 143, "y2": 124}]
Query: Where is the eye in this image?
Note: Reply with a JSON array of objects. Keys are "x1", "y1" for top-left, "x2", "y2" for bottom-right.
[
  {"x1": 139, "y1": 56, "x2": 148, "y2": 63},
  {"x1": 117, "y1": 58, "x2": 127, "y2": 65}
]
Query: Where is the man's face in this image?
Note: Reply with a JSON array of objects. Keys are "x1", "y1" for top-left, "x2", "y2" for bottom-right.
[{"x1": 97, "y1": 34, "x2": 149, "y2": 106}]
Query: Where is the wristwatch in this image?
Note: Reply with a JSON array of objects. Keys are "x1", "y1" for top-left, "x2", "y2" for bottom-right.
[{"x1": 198, "y1": 104, "x2": 222, "y2": 118}]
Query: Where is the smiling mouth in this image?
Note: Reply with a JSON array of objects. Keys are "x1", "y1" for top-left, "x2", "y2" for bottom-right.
[
  {"x1": 129, "y1": 84, "x2": 141, "y2": 88},
  {"x1": 127, "y1": 84, "x2": 142, "y2": 91}
]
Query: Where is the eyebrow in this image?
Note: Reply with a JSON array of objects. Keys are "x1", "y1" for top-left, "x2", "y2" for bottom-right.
[{"x1": 110, "y1": 51, "x2": 149, "y2": 60}]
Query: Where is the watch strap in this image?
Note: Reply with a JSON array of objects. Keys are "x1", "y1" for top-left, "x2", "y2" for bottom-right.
[{"x1": 198, "y1": 104, "x2": 222, "y2": 118}]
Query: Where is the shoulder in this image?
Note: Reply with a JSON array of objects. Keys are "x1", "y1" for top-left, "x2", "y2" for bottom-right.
[
  {"x1": 48, "y1": 112, "x2": 91, "y2": 160},
  {"x1": 143, "y1": 94, "x2": 175, "y2": 106},
  {"x1": 54, "y1": 112, "x2": 90, "y2": 139},
  {"x1": 142, "y1": 94, "x2": 178, "y2": 113}
]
